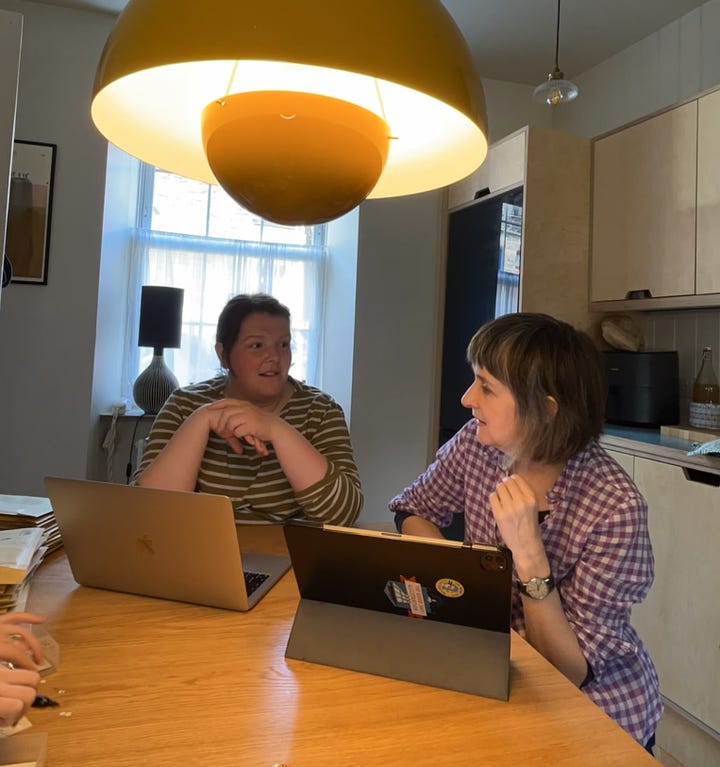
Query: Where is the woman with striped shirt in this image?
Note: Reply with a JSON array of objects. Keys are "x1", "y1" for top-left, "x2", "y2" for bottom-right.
[{"x1": 135, "y1": 294, "x2": 362, "y2": 526}]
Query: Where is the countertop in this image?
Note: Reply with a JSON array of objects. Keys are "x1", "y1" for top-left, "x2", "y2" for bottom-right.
[{"x1": 600, "y1": 424, "x2": 720, "y2": 476}]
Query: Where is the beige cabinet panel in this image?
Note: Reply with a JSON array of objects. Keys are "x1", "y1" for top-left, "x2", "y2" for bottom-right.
[
  {"x1": 591, "y1": 102, "x2": 697, "y2": 302},
  {"x1": 521, "y1": 128, "x2": 592, "y2": 334},
  {"x1": 697, "y1": 90, "x2": 720, "y2": 295},
  {"x1": 632, "y1": 457, "x2": 720, "y2": 734},
  {"x1": 446, "y1": 125, "x2": 592, "y2": 331},
  {"x1": 448, "y1": 129, "x2": 526, "y2": 210}
]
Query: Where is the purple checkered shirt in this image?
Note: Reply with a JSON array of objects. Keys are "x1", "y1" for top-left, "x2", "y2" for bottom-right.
[{"x1": 389, "y1": 419, "x2": 663, "y2": 745}]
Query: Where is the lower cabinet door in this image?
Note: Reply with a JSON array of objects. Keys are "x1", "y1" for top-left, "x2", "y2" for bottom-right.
[{"x1": 632, "y1": 457, "x2": 720, "y2": 735}]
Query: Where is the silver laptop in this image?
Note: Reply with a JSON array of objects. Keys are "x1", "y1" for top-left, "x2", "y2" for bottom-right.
[
  {"x1": 44, "y1": 477, "x2": 290, "y2": 611},
  {"x1": 283, "y1": 522, "x2": 513, "y2": 701}
]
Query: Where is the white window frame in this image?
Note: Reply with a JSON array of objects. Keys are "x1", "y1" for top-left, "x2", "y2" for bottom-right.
[{"x1": 121, "y1": 164, "x2": 328, "y2": 402}]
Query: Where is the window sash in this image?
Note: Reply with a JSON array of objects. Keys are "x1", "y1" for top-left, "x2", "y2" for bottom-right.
[{"x1": 122, "y1": 166, "x2": 327, "y2": 403}]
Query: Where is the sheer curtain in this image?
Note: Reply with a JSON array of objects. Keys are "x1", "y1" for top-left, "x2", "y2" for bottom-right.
[
  {"x1": 494, "y1": 199, "x2": 522, "y2": 318},
  {"x1": 494, "y1": 271, "x2": 520, "y2": 318},
  {"x1": 122, "y1": 228, "x2": 327, "y2": 402}
]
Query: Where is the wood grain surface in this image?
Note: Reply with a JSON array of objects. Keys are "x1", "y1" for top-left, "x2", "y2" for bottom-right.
[{"x1": 18, "y1": 526, "x2": 657, "y2": 766}]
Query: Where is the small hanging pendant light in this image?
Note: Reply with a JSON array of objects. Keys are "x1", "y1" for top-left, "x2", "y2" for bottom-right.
[{"x1": 533, "y1": 0, "x2": 579, "y2": 106}]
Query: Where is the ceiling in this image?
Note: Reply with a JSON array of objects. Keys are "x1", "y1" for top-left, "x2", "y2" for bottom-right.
[{"x1": 37, "y1": 0, "x2": 708, "y2": 85}]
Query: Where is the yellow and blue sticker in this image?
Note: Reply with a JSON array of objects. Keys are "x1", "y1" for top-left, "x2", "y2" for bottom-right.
[{"x1": 384, "y1": 574, "x2": 464, "y2": 618}]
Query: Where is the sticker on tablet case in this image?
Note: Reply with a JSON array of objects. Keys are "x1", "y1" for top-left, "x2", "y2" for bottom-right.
[
  {"x1": 435, "y1": 578, "x2": 465, "y2": 598},
  {"x1": 384, "y1": 575, "x2": 436, "y2": 617}
]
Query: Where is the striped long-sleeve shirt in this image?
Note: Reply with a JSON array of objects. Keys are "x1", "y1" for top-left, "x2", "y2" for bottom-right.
[{"x1": 136, "y1": 375, "x2": 363, "y2": 526}]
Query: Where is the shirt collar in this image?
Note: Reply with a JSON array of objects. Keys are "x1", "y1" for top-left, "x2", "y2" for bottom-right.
[{"x1": 546, "y1": 440, "x2": 596, "y2": 506}]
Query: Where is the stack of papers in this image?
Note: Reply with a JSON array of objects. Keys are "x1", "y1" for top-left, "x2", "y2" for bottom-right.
[
  {"x1": 0, "y1": 496, "x2": 61, "y2": 552},
  {"x1": 0, "y1": 496, "x2": 61, "y2": 613}
]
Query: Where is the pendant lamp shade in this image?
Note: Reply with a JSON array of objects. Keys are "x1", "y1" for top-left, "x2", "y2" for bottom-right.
[
  {"x1": 532, "y1": 0, "x2": 578, "y2": 106},
  {"x1": 91, "y1": 0, "x2": 489, "y2": 226}
]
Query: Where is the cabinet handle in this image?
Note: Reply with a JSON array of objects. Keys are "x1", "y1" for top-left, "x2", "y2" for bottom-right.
[
  {"x1": 625, "y1": 289, "x2": 653, "y2": 300},
  {"x1": 682, "y1": 467, "x2": 720, "y2": 487}
]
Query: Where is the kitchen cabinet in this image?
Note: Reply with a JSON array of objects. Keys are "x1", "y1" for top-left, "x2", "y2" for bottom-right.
[
  {"x1": 446, "y1": 125, "x2": 593, "y2": 331},
  {"x1": 631, "y1": 457, "x2": 720, "y2": 736},
  {"x1": 447, "y1": 129, "x2": 526, "y2": 209},
  {"x1": 590, "y1": 101, "x2": 697, "y2": 304},
  {"x1": 594, "y1": 435, "x2": 720, "y2": 763},
  {"x1": 439, "y1": 126, "x2": 592, "y2": 444},
  {"x1": 591, "y1": 85, "x2": 720, "y2": 311},
  {"x1": 697, "y1": 88, "x2": 720, "y2": 296}
]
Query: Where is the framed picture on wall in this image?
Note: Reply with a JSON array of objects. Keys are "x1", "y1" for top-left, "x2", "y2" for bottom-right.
[{"x1": 6, "y1": 140, "x2": 56, "y2": 285}]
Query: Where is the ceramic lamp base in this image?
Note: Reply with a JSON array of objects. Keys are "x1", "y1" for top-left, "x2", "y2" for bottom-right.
[{"x1": 133, "y1": 354, "x2": 179, "y2": 414}]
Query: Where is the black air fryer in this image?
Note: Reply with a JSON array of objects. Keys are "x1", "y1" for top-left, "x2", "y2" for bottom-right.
[{"x1": 603, "y1": 351, "x2": 679, "y2": 427}]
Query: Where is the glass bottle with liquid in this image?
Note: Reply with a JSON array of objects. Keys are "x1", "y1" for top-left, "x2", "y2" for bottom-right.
[{"x1": 692, "y1": 347, "x2": 720, "y2": 404}]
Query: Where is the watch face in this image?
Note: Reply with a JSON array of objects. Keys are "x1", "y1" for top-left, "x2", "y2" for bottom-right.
[{"x1": 525, "y1": 578, "x2": 550, "y2": 599}]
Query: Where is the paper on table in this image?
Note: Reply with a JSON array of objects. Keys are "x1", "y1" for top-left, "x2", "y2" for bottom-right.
[
  {"x1": 0, "y1": 716, "x2": 32, "y2": 739},
  {"x1": 687, "y1": 438, "x2": 720, "y2": 456},
  {"x1": 0, "y1": 497, "x2": 51, "y2": 519},
  {"x1": 0, "y1": 530, "x2": 45, "y2": 585}
]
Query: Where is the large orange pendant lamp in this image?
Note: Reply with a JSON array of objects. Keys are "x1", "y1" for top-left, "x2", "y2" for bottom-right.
[{"x1": 91, "y1": 0, "x2": 488, "y2": 226}]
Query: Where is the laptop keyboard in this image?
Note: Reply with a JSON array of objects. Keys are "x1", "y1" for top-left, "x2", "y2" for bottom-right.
[{"x1": 244, "y1": 570, "x2": 270, "y2": 596}]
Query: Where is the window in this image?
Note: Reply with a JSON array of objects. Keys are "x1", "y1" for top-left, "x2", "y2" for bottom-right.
[
  {"x1": 495, "y1": 196, "x2": 523, "y2": 318},
  {"x1": 122, "y1": 165, "x2": 328, "y2": 401}
]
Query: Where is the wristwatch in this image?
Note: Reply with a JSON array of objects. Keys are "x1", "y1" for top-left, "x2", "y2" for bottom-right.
[{"x1": 516, "y1": 574, "x2": 555, "y2": 600}]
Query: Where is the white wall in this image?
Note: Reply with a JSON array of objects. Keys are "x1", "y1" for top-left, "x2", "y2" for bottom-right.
[
  {"x1": 0, "y1": 0, "x2": 114, "y2": 495},
  {"x1": 320, "y1": 209, "x2": 359, "y2": 422},
  {"x1": 553, "y1": 0, "x2": 720, "y2": 137},
  {"x1": 0, "y1": 9, "x2": 22, "y2": 314},
  {"x1": 350, "y1": 192, "x2": 445, "y2": 524},
  {"x1": 85, "y1": 143, "x2": 139, "y2": 482},
  {"x1": 482, "y1": 77, "x2": 552, "y2": 140},
  {"x1": 1, "y1": 0, "x2": 716, "y2": 514},
  {"x1": 0, "y1": 0, "x2": 546, "y2": 512}
]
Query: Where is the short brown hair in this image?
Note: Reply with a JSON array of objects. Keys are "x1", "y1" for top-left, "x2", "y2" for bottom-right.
[
  {"x1": 466, "y1": 313, "x2": 607, "y2": 464},
  {"x1": 216, "y1": 293, "x2": 290, "y2": 366}
]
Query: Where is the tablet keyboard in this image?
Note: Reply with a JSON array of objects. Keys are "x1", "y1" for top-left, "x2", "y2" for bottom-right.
[{"x1": 244, "y1": 570, "x2": 270, "y2": 596}]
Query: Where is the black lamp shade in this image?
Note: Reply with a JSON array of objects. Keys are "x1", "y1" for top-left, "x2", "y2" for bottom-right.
[{"x1": 137, "y1": 286, "x2": 184, "y2": 350}]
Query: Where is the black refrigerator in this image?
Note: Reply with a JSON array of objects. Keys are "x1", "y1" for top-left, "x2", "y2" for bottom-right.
[{"x1": 438, "y1": 186, "x2": 524, "y2": 448}]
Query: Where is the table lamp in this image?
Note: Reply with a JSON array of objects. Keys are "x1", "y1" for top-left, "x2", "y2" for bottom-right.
[{"x1": 132, "y1": 285, "x2": 184, "y2": 414}]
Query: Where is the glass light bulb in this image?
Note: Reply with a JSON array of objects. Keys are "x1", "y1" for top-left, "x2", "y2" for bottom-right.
[{"x1": 532, "y1": 73, "x2": 579, "y2": 106}]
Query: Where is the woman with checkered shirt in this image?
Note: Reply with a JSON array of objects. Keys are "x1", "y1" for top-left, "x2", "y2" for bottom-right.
[{"x1": 391, "y1": 313, "x2": 661, "y2": 753}]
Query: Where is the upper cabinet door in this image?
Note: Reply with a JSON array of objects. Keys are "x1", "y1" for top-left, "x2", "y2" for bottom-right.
[
  {"x1": 448, "y1": 129, "x2": 526, "y2": 210},
  {"x1": 697, "y1": 90, "x2": 720, "y2": 295},
  {"x1": 591, "y1": 101, "x2": 697, "y2": 302}
]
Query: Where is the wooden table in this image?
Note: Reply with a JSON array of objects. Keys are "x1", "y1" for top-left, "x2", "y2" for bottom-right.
[{"x1": 15, "y1": 526, "x2": 655, "y2": 766}]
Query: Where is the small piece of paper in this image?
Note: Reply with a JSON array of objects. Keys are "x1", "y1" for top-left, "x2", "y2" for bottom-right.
[{"x1": 0, "y1": 716, "x2": 32, "y2": 739}]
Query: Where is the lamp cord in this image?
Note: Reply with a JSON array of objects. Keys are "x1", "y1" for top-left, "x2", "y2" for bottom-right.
[
  {"x1": 555, "y1": 0, "x2": 561, "y2": 70},
  {"x1": 125, "y1": 413, "x2": 145, "y2": 484}
]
